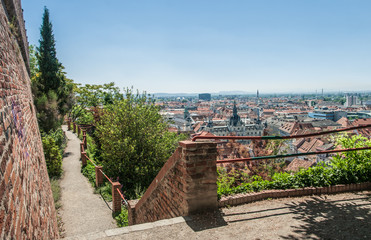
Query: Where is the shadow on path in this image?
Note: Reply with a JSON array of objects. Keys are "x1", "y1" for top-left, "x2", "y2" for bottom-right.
[
  {"x1": 184, "y1": 192, "x2": 371, "y2": 239},
  {"x1": 280, "y1": 192, "x2": 371, "y2": 240},
  {"x1": 186, "y1": 210, "x2": 228, "y2": 232}
]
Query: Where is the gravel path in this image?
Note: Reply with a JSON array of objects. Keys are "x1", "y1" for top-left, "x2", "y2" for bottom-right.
[
  {"x1": 60, "y1": 126, "x2": 116, "y2": 238},
  {"x1": 102, "y1": 191, "x2": 370, "y2": 240}
]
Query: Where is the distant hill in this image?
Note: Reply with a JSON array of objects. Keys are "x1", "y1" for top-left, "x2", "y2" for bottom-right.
[
  {"x1": 152, "y1": 91, "x2": 253, "y2": 97},
  {"x1": 152, "y1": 93, "x2": 199, "y2": 97},
  {"x1": 218, "y1": 91, "x2": 251, "y2": 95}
]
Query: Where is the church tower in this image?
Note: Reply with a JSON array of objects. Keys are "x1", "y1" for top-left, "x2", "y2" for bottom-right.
[{"x1": 229, "y1": 101, "x2": 241, "y2": 127}]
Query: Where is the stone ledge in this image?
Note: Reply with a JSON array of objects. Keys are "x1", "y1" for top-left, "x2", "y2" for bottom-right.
[
  {"x1": 63, "y1": 216, "x2": 192, "y2": 239},
  {"x1": 219, "y1": 182, "x2": 371, "y2": 207}
]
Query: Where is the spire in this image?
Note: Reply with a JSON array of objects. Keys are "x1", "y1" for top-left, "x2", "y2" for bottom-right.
[
  {"x1": 233, "y1": 101, "x2": 238, "y2": 117},
  {"x1": 230, "y1": 101, "x2": 241, "y2": 127}
]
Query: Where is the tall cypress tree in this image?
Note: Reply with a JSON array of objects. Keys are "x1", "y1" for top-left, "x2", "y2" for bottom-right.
[
  {"x1": 32, "y1": 7, "x2": 74, "y2": 133},
  {"x1": 37, "y1": 7, "x2": 61, "y2": 94}
]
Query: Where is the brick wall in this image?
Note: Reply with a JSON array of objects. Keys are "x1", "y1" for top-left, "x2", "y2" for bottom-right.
[
  {"x1": 0, "y1": 1, "x2": 59, "y2": 239},
  {"x1": 128, "y1": 140, "x2": 218, "y2": 225},
  {"x1": 2, "y1": 0, "x2": 29, "y2": 72}
]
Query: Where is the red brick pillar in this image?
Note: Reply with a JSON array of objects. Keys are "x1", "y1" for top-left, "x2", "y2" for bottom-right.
[
  {"x1": 80, "y1": 143, "x2": 87, "y2": 166},
  {"x1": 95, "y1": 166, "x2": 103, "y2": 187},
  {"x1": 112, "y1": 182, "x2": 122, "y2": 213},
  {"x1": 179, "y1": 140, "x2": 218, "y2": 214},
  {"x1": 128, "y1": 140, "x2": 218, "y2": 225},
  {"x1": 81, "y1": 151, "x2": 87, "y2": 166},
  {"x1": 83, "y1": 130, "x2": 87, "y2": 149},
  {"x1": 80, "y1": 142, "x2": 85, "y2": 153},
  {"x1": 67, "y1": 118, "x2": 71, "y2": 130},
  {"x1": 73, "y1": 122, "x2": 76, "y2": 133}
]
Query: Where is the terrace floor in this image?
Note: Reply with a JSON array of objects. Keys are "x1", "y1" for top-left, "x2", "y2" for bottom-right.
[{"x1": 64, "y1": 190, "x2": 371, "y2": 239}]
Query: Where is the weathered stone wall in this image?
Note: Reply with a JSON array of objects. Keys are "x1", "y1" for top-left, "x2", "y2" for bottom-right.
[
  {"x1": 128, "y1": 141, "x2": 218, "y2": 225},
  {"x1": 0, "y1": 0, "x2": 59, "y2": 239}
]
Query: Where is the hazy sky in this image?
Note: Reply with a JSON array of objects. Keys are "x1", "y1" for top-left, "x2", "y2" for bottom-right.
[{"x1": 22, "y1": 0, "x2": 371, "y2": 94}]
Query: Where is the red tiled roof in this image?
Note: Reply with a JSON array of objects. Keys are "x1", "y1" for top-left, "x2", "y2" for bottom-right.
[
  {"x1": 193, "y1": 122, "x2": 203, "y2": 132},
  {"x1": 279, "y1": 122, "x2": 298, "y2": 135},
  {"x1": 336, "y1": 117, "x2": 352, "y2": 128},
  {"x1": 285, "y1": 158, "x2": 315, "y2": 172},
  {"x1": 353, "y1": 118, "x2": 371, "y2": 126},
  {"x1": 298, "y1": 138, "x2": 324, "y2": 153},
  {"x1": 199, "y1": 131, "x2": 215, "y2": 137}
]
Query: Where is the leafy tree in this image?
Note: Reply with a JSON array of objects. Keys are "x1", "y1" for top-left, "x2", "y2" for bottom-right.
[
  {"x1": 95, "y1": 88, "x2": 186, "y2": 198},
  {"x1": 70, "y1": 82, "x2": 122, "y2": 124}
]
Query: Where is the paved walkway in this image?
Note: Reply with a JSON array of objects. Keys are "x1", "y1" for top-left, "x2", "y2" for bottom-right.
[
  {"x1": 60, "y1": 126, "x2": 116, "y2": 238},
  {"x1": 64, "y1": 191, "x2": 371, "y2": 240}
]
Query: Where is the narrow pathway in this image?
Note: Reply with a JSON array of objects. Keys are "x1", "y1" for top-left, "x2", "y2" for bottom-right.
[{"x1": 60, "y1": 125, "x2": 116, "y2": 238}]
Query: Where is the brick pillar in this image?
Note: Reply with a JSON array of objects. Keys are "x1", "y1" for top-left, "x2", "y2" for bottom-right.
[
  {"x1": 112, "y1": 182, "x2": 122, "y2": 213},
  {"x1": 95, "y1": 166, "x2": 103, "y2": 187},
  {"x1": 179, "y1": 140, "x2": 218, "y2": 214},
  {"x1": 81, "y1": 151, "x2": 87, "y2": 166},
  {"x1": 127, "y1": 201, "x2": 137, "y2": 225},
  {"x1": 128, "y1": 140, "x2": 217, "y2": 225},
  {"x1": 80, "y1": 142, "x2": 87, "y2": 166},
  {"x1": 67, "y1": 118, "x2": 71, "y2": 130},
  {"x1": 73, "y1": 122, "x2": 76, "y2": 133},
  {"x1": 80, "y1": 142, "x2": 85, "y2": 153},
  {"x1": 83, "y1": 130, "x2": 87, "y2": 149}
]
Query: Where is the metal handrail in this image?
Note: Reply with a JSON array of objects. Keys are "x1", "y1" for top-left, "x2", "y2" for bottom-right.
[
  {"x1": 99, "y1": 168, "x2": 114, "y2": 185},
  {"x1": 84, "y1": 153, "x2": 97, "y2": 167},
  {"x1": 217, "y1": 146, "x2": 371, "y2": 163},
  {"x1": 116, "y1": 188, "x2": 129, "y2": 207},
  {"x1": 192, "y1": 124, "x2": 371, "y2": 163},
  {"x1": 192, "y1": 124, "x2": 371, "y2": 141}
]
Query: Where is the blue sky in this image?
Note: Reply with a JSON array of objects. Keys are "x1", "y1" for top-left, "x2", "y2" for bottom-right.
[{"x1": 22, "y1": 0, "x2": 371, "y2": 94}]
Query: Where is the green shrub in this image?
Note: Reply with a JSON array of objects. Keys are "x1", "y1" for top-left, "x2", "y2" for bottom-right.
[
  {"x1": 95, "y1": 182, "x2": 112, "y2": 202},
  {"x1": 81, "y1": 138, "x2": 113, "y2": 202},
  {"x1": 48, "y1": 128, "x2": 66, "y2": 153},
  {"x1": 85, "y1": 133, "x2": 99, "y2": 161},
  {"x1": 133, "y1": 184, "x2": 145, "y2": 199},
  {"x1": 42, "y1": 133, "x2": 63, "y2": 178},
  {"x1": 115, "y1": 208, "x2": 129, "y2": 227},
  {"x1": 81, "y1": 162, "x2": 96, "y2": 186}
]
